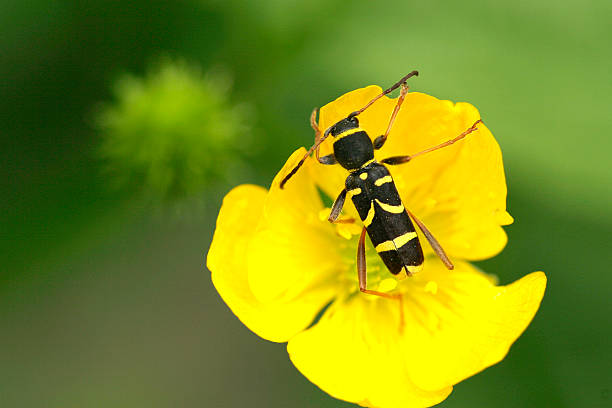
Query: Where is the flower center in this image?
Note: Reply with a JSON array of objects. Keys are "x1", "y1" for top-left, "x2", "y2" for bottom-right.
[{"x1": 319, "y1": 208, "x2": 406, "y2": 296}]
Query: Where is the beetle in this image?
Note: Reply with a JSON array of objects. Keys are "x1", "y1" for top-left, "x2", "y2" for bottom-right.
[{"x1": 280, "y1": 72, "x2": 481, "y2": 326}]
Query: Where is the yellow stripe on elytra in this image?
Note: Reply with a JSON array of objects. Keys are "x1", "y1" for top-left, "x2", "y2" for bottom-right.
[
  {"x1": 407, "y1": 264, "x2": 423, "y2": 274},
  {"x1": 363, "y1": 201, "x2": 375, "y2": 227},
  {"x1": 335, "y1": 127, "x2": 364, "y2": 140},
  {"x1": 374, "y1": 199, "x2": 404, "y2": 213},
  {"x1": 374, "y1": 175, "x2": 393, "y2": 186},
  {"x1": 375, "y1": 231, "x2": 417, "y2": 253},
  {"x1": 348, "y1": 187, "x2": 362, "y2": 196},
  {"x1": 396, "y1": 264, "x2": 422, "y2": 280},
  {"x1": 375, "y1": 240, "x2": 396, "y2": 252},
  {"x1": 394, "y1": 231, "x2": 418, "y2": 248}
]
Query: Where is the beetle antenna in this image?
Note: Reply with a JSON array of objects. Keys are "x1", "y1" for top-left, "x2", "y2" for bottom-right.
[
  {"x1": 280, "y1": 133, "x2": 330, "y2": 189},
  {"x1": 281, "y1": 71, "x2": 418, "y2": 189},
  {"x1": 348, "y1": 70, "x2": 419, "y2": 118}
]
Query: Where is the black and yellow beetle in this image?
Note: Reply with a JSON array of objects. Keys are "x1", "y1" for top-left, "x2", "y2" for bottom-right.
[{"x1": 280, "y1": 72, "x2": 481, "y2": 319}]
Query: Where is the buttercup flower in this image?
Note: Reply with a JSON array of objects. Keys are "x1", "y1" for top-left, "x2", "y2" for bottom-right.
[{"x1": 207, "y1": 84, "x2": 546, "y2": 407}]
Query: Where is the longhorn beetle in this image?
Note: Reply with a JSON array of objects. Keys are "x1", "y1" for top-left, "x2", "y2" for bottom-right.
[{"x1": 279, "y1": 72, "x2": 482, "y2": 328}]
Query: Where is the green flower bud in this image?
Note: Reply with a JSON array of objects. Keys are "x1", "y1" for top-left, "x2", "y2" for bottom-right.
[{"x1": 96, "y1": 60, "x2": 251, "y2": 201}]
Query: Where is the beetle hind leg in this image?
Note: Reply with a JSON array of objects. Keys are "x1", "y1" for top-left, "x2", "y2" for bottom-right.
[{"x1": 357, "y1": 227, "x2": 405, "y2": 333}]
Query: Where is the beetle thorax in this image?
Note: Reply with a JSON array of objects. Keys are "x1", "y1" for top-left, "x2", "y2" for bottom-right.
[{"x1": 329, "y1": 117, "x2": 375, "y2": 171}]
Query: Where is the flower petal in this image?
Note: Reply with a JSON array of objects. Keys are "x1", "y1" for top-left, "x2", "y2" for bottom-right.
[
  {"x1": 287, "y1": 262, "x2": 546, "y2": 405},
  {"x1": 207, "y1": 180, "x2": 337, "y2": 342},
  {"x1": 399, "y1": 262, "x2": 547, "y2": 391},
  {"x1": 247, "y1": 149, "x2": 348, "y2": 304},
  {"x1": 288, "y1": 297, "x2": 452, "y2": 408},
  {"x1": 316, "y1": 87, "x2": 511, "y2": 261}
]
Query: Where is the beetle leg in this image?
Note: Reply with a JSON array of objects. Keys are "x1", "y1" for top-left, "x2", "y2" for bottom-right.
[
  {"x1": 406, "y1": 209, "x2": 454, "y2": 270},
  {"x1": 380, "y1": 155, "x2": 412, "y2": 165},
  {"x1": 318, "y1": 154, "x2": 337, "y2": 165},
  {"x1": 357, "y1": 227, "x2": 405, "y2": 333},
  {"x1": 328, "y1": 189, "x2": 347, "y2": 223},
  {"x1": 381, "y1": 120, "x2": 482, "y2": 165},
  {"x1": 310, "y1": 108, "x2": 337, "y2": 165}
]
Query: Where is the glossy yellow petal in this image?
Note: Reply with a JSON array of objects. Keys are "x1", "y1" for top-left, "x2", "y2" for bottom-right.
[
  {"x1": 288, "y1": 263, "x2": 546, "y2": 405},
  {"x1": 316, "y1": 86, "x2": 510, "y2": 261},
  {"x1": 399, "y1": 262, "x2": 547, "y2": 391},
  {"x1": 207, "y1": 181, "x2": 337, "y2": 342},
  {"x1": 288, "y1": 297, "x2": 452, "y2": 408},
  {"x1": 247, "y1": 148, "x2": 349, "y2": 303}
]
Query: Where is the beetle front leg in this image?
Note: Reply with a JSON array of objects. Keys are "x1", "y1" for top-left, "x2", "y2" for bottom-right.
[{"x1": 311, "y1": 108, "x2": 337, "y2": 165}]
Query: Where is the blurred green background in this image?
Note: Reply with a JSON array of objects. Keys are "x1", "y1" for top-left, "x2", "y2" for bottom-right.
[{"x1": 2, "y1": 0, "x2": 611, "y2": 407}]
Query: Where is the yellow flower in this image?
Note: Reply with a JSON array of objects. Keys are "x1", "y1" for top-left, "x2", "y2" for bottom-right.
[{"x1": 207, "y1": 85, "x2": 546, "y2": 407}]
